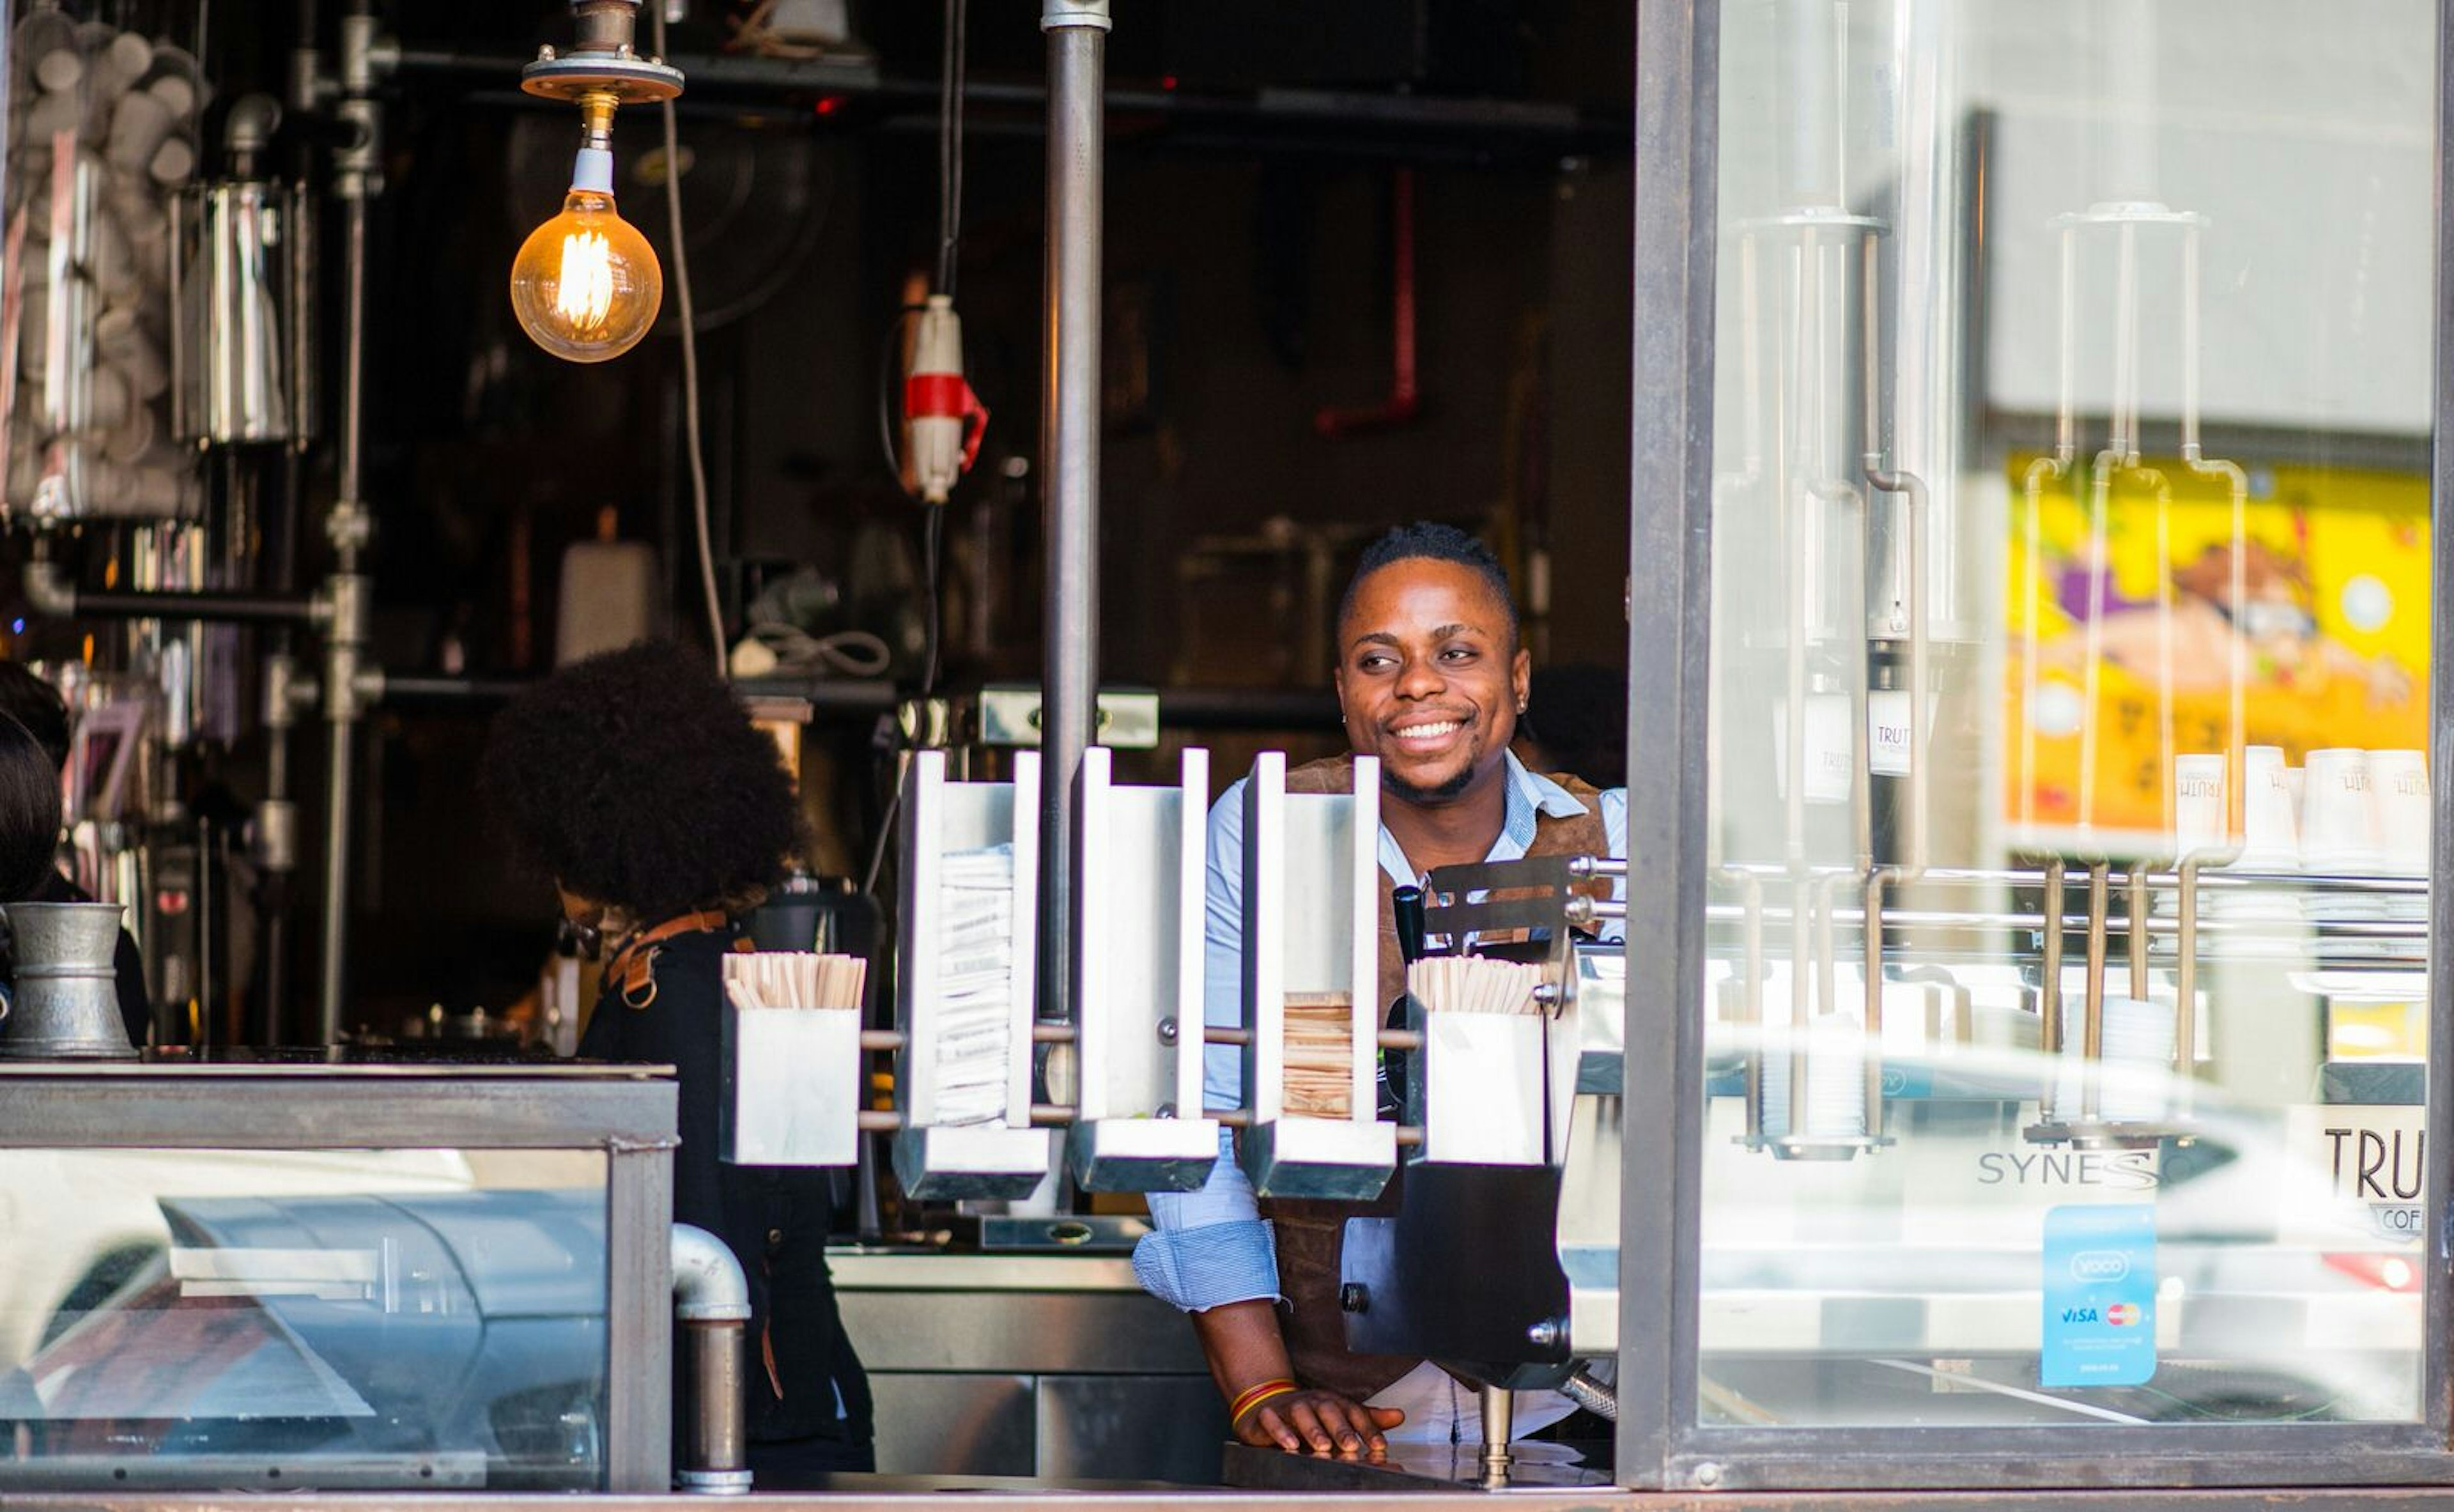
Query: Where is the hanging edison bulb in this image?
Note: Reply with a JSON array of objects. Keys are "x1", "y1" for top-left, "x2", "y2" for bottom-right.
[{"x1": 510, "y1": 92, "x2": 662, "y2": 363}]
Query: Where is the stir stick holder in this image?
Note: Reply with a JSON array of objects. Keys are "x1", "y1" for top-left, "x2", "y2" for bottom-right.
[
  {"x1": 720, "y1": 964, "x2": 865, "y2": 1168},
  {"x1": 891, "y1": 749, "x2": 1058, "y2": 1198},
  {"x1": 1238, "y1": 752, "x2": 1397, "y2": 1200},
  {"x1": 1067, "y1": 746, "x2": 1221, "y2": 1191}
]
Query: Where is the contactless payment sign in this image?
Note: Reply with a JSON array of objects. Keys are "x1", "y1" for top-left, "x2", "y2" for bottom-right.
[{"x1": 2041, "y1": 1204, "x2": 2157, "y2": 1387}]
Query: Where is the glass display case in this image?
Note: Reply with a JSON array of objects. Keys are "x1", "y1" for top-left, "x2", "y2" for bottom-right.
[
  {"x1": 0, "y1": 1063, "x2": 675, "y2": 1493},
  {"x1": 1620, "y1": 0, "x2": 2453, "y2": 1490}
]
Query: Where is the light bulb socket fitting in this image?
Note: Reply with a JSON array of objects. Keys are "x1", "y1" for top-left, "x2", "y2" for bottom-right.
[
  {"x1": 571, "y1": 146, "x2": 615, "y2": 195},
  {"x1": 523, "y1": 0, "x2": 684, "y2": 104}
]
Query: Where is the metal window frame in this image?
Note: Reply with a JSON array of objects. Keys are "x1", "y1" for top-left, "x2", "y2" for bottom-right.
[
  {"x1": 0, "y1": 1069, "x2": 678, "y2": 1494},
  {"x1": 1617, "y1": 0, "x2": 2454, "y2": 1490}
]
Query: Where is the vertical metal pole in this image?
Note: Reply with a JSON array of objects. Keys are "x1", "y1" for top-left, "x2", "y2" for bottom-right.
[
  {"x1": 606, "y1": 1132, "x2": 678, "y2": 1492},
  {"x1": 1623, "y1": 0, "x2": 1718, "y2": 1488},
  {"x1": 317, "y1": 7, "x2": 381, "y2": 1044},
  {"x1": 2421, "y1": 0, "x2": 2454, "y2": 1452},
  {"x1": 1037, "y1": 0, "x2": 1109, "y2": 1026}
]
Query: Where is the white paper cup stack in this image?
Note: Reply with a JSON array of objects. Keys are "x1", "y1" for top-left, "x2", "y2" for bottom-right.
[
  {"x1": 2173, "y1": 753, "x2": 2227, "y2": 861},
  {"x1": 2049, "y1": 994, "x2": 2175, "y2": 1123},
  {"x1": 2302, "y1": 749, "x2": 2382, "y2": 872},
  {"x1": 2368, "y1": 750, "x2": 2430, "y2": 877},
  {"x1": 1762, "y1": 1011, "x2": 1869, "y2": 1141}
]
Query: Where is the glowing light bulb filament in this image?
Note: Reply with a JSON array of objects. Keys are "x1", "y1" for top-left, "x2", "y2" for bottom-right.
[{"x1": 556, "y1": 228, "x2": 617, "y2": 334}]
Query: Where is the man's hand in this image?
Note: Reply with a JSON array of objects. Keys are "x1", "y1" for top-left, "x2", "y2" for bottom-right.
[{"x1": 1234, "y1": 1387, "x2": 1404, "y2": 1456}]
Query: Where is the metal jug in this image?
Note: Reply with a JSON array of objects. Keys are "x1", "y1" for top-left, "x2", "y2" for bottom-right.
[{"x1": 0, "y1": 902, "x2": 135, "y2": 1060}]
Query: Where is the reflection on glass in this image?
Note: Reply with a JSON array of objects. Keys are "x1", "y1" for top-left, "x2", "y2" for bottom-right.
[
  {"x1": 0, "y1": 1149, "x2": 609, "y2": 1489},
  {"x1": 1701, "y1": 0, "x2": 2432, "y2": 1428}
]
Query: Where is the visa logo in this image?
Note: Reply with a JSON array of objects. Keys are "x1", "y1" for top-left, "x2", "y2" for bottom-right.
[
  {"x1": 2060, "y1": 1308, "x2": 2099, "y2": 1323},
  {"x1": 2107, "y1": 1303, "x2": 2141, "y2": 1326}
]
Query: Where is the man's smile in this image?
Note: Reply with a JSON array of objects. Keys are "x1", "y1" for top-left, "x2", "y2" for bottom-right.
[{"x1": 1386, "y1": 713, "x2": 1473, "y2": 753}]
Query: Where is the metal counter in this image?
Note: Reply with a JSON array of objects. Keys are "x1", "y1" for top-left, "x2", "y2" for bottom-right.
[{"x1": 828, "y1": 1248, "x2": 1228, "y2": 1484}]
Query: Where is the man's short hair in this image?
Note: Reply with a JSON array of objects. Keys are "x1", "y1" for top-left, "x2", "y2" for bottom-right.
[
  {"x1": 0, "y1": 664, "x2": 70, "y2": 773},
  {"x1": 1336, "y1": 521, "x2": 1520, "y2": 650}
]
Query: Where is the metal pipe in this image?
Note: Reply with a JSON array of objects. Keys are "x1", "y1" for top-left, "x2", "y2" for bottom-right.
[
  {"x1": 2126, "y1": 866, "x2": 2150, "y2": 1002},
  {"x1": 2039, "y1": 860, "x2": 2066, "y2": 1058},
  {"x1": 335, "y1": 197, "x2": 369, "y2": 569},
  {"x1": 1561, "y1": 1368, "x2": 1619, "y2": 1423},
  {"x1": 28, "y1": 583, "x2": 320, "y2": 626},
  {"x1": 2081, "y1": 863, "x2": 2110, "y2": 1120},
  {"x1": 1479, "y1": 1384, "x2": 1515, "y2": 1479},
  {"x1": 670, "y1": 1223, "x2": 753, "y2": 1495},
  {"x1": 318, "y1": 658, "x2": 358, "y2": 1043},
  {"x1": 1036, "y1": 1, "x2": 1109, "y2": 1027},
  {"x1": 1698, "y1": 903, "x2": 2425, "y2": 942},
  {"x1": 316, "y1": 4, "x2": 380, "y2": 1044}
]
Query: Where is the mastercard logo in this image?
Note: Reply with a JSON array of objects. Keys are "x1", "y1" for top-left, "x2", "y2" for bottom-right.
[{"x1": 2106, "y1": 1303, "x2": 2141, "y2": 1326}]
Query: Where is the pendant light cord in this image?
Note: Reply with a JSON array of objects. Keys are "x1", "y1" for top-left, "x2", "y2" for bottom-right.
[{"x1": 651, "y1": 8, "x2": 727, "y2": 677}]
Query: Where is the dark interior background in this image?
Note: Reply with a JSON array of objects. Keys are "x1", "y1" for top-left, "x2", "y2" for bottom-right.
[{"x1": 35, "y1": 1, "x2": 1636, "y2": 1036}]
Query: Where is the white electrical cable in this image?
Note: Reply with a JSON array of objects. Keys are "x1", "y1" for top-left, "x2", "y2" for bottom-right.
[{"x1": 651, "y1": 8, "x2": 727, "y2": 678}]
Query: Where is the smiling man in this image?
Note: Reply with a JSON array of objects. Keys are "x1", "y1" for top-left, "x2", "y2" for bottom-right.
[{"x1": 1134, "y1": 521, "x2": 1629, "y2": 1459}]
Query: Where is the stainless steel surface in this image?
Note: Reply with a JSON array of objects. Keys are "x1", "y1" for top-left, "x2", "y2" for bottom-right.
[
  {"x1": 1067, "y1": 746, "x2": 1219, "y2": 1191},
  {"x1": 1235, "y1": 1111, "x2": 1396, "y2": 1203},
  {"x1": 979, "y1": 685, "x2": 1160, "y2": 750},
  {"x1": 1037, "y1": 1374, "x2": 1226, "y2": 1484},
  {"x1": 1235, "y1": 753, "x2": 1387, "y2": 1197},
  {"x1": 837, "y1": 1273, "x2": 1210, "y2": 1374},
  {"x1": 720, "y1": 999, "x2": 863, "y2": 1166},
  {"x1": 0, "y1": 902, "x2": 135, "y2": 1060},
  {"x1": 1037, "y1": 0, "x2": 1109, "y2": 1030},
  {"x1": 836, "y1": 1248, "x2": 1224, "y2": 1485},
  {"x1": 670, "y1": 1222, "x2": 751, "y2": 1321},
  {"x1": 1481, "y1": 1385, "x2": 1516, "y2": 1477},
  {"x1": 192, "y1": 182, "x2": 293, "y2": 443},
  {"x1": 828, "y1": 1249, "x2": 1143, "y2": 1292},
  {"x1": 867, "y1": 1375, "x2": 1035, "y2": 1477},
  {"x1": 891, "y1": 750, "x2": 1052, "y2": 1198}
]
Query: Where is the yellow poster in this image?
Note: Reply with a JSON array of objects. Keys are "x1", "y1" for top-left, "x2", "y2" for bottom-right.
[{"x1": 2004, "y1": 455, "x2": 2427, "y2": 839}]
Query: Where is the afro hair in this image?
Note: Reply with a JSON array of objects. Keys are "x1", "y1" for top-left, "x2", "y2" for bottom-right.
[
  {"x1": 0, "y1": 712, "x2": 61, "y2": 904},
  {"x1": 481, "y1": 642, "x2": 803, "y2": 923}
]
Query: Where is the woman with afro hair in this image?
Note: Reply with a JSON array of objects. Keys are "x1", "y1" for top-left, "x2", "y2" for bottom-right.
[{"x1": 482, "y1": 641, "x2": 872, "y2": 1481}]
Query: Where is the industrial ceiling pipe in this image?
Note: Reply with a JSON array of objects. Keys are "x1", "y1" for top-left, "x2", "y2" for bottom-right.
[
  {"x1": 671, "y1": 1223, "x2": 753, "y2": 1494},
  {"x1": 1038, "y1": 0, "x2": 1108, "y2": 1028}
]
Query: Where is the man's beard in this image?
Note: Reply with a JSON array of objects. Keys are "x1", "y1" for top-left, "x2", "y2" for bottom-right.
[{"x1": 1380, "y1": 743, "x2": 1482, "y2": 805}]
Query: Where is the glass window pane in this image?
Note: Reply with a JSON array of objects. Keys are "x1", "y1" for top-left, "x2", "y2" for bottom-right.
[
  {"x1": 0, "y1": 1149, "x2": 610, "y2": 1490},
  {"x1": 1701, "y1": 0, "x2": 2434, "y2": 1430}
]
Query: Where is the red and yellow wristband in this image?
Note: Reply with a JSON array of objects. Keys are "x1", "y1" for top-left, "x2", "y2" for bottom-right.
[{"x1": 1228, "y1": 1378, "x2": 1298, "y2": 1424}]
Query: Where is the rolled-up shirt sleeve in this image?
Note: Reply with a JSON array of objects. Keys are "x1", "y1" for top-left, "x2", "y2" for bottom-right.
[
  {"x1": 1136, "y1": 781, "x2": 1279, "y2": 1312},
  {"x1": 1137, "y1": 1130, "x2": 1276, "y2": 1309}
]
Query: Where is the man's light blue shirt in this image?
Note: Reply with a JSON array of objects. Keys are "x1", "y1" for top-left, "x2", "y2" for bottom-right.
[{"x1": 1131, "y1": 752, "x2": 1627, "y2": 1313}]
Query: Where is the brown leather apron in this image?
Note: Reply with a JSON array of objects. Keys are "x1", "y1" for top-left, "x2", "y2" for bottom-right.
[{"x1": 1260, "y1": 753, "x2": 1610, "y2": 1401}]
